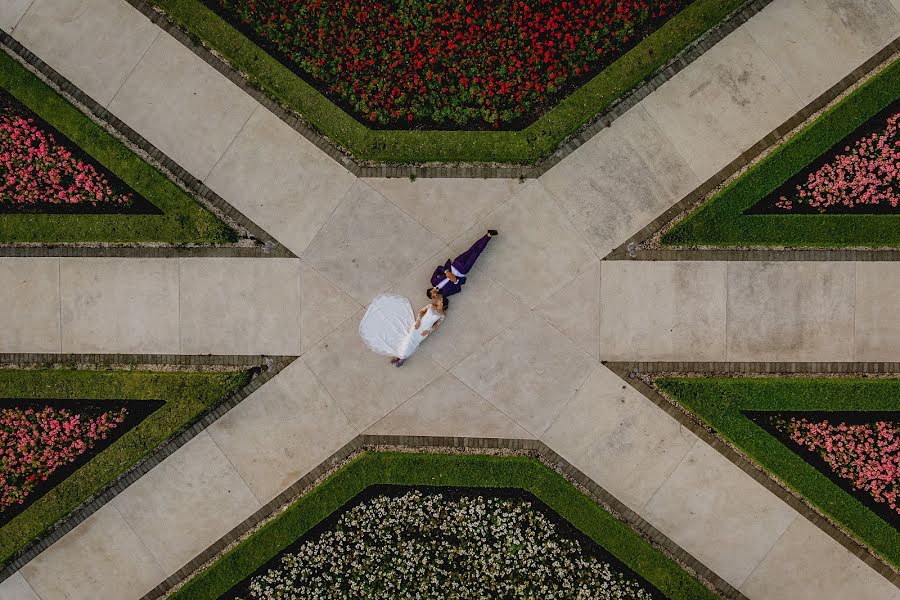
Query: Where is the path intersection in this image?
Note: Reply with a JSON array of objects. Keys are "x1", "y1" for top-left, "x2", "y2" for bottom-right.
[{"x1": 0, "y1": 0, "x2": 899, "y2": 599}]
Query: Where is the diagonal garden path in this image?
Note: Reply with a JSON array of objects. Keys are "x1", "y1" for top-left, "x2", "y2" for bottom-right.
[{"x1": 0, "y1": 0, "x2": 899, "y2": 599}]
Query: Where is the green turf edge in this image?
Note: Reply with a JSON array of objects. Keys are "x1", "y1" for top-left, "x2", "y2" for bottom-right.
[
  {"x1": 656, "y1": 377, "x2": 900, "y2": 569},
  {"x1": 0, "y1": 51, "x2": 236, "y2": 244},
  {"x1": 172, "y1": 452, "x2": 717, "y2": 600},
  {"x1": 147, "y1": 0, "x2": 743, "y2": 165},
  {"x1": 0, "y1": 368, "x2": 251, "y2": 566},
  {"x1": 662, "y1": 57, "x2": 900, "y2": 248}
]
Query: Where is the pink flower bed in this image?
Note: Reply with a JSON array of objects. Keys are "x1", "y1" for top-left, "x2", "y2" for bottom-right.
[
  {"x1": 776, "y1": 111, "x2": 899, "y2": 211},
  {"x1": 0, "y1": 405, "x2": 127, "y2": 511},
  {"x1": 0, "y1": 103, "x2": 132, "y2": 207},
  {"x1": 775, "y1": 416, "x2": 900, "y2": 514}
]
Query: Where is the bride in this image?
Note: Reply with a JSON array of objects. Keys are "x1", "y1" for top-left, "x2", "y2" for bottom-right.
[{"x1": 359, "y1": 292, "x2": 447, "y2": 367}]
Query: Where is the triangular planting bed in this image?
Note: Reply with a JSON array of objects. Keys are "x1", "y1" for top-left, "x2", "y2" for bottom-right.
[
  {"x1": 0, "y1": 49, "x2": 235, "y2": 244},
  {"x1": 655, "y1": 376, "x2": 900, "y2": 569},
  {"x1": 662, "y1": 57, "x2": 900, "y2": 247},
  {"x1": 745, "y1": 410, "x2": 899, "y2": 530},
  {"x1": 0, "y1": 91, "x2": 161, "y2": 215},
  {"x1": 0, "y1": 397, "x2": 163, "y2": 527}
]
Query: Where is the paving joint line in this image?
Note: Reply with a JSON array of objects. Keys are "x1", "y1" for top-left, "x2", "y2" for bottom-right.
[
  {"x1": 0, "y1": 354, "x2": 298, "y2": 583},
  {"x1": 0, "y1": 33, "x2": 295, "y2": 258},
  {"x1": 603, "y1": 360, "x2": 900, "y2": 585},
  {"x1": 122, "y1": 0, "x2": 770, "y2": 178},
  {"x1": 139, "y1": 436, "x2": 748, "y2": 600},
  {"x1": 604, "y1": 37, "x2": 900, "y2": 261}
]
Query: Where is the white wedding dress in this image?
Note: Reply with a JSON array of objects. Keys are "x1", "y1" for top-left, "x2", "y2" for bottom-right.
[{"x1": 359, "y1": 294, "x2": 443, "y2": 359}]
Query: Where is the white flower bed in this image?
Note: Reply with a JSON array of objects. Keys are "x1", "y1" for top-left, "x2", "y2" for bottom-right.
[{"x1": 238, "y1": 490, "x2": 657, "y2": 599}]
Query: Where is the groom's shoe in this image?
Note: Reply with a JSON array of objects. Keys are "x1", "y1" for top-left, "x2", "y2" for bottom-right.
[{"x1": 487, "y1": 229, "x2": 498, "y2": 237}]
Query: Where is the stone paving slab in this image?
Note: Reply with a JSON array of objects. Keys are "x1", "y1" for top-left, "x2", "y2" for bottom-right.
[
  {"x1": 207, "y1": 359, "x2": 357, "y2": 504},
  {"x1": 303, "y1": 309, "x2": 443, "y2": 431},
  {"x1": 0, "y1": 258, "x2": 59, "y2": 353},
  {"x1": 389, "y1": 250, "x2": 530, "y2": 370},
  {"x1": 543, "y1": 365, "x2": 699, "y2": 513},
  {"x1": 451, "y1": 182, "x2": 596, "y2": 309},
  {"x1": 642, "y1": 28, "x2": 804, "y2": 181},
  {"x1": 366, "y1": 177, "x2": 521, "y2": 245},
  {"x1": 179, "y1": 257, "x2": 301, "y2": 356},
  {"x1": 642, "y1": 441, "x2": 798, "y2": 588},
  {"x1": 60, "y1": 257, "x2": 179, "y2": 354},
  {"x1": 299, "y1": 260, "x2": 361, "y2": 355},
  {"x1": 108, "y1": 31, "x2": 258, "y2": 179},
  {"x1": 726, "y1": 262, "x2": 855, "y2": 362},
  {"x1": 112, "y1": 431, "x2": 260, "y2": 576},
  {"x1": 21, "y1": 504, "x2": 164, "y2": 600},
  {"x1": 855, "y1": 262, "x2": 900, "y2": 362},
  {"x1": 599, "y1": 261, "x2": 727, "y2": 361},
  {"x1": 740, "y1": 516, "x2": 897, "y2": 600},
  {"x1": 540, "y1": 104, "x2": 699, "y2": 258},
  {"x1": 302, "y1": 180, "x2": 444, "y2": 305},
  {"x1": 0, "y1": 572, "x2": 39, "y2": 600},
  {"x1": 0, "y1": 0, "x2": 33, "y2": 33},
  {"x1": 207, "y1": 107, "x2": 357, "y2": 257},
  {"x1": 366, "y1": 372, "x2": 532, "y2": 439},
  {"x1": 535, "y1": 263, "x2": 600, "y2": 361},
  {"x1": 12, "y1": 0, "x2": 158, "y2": 107},
  {"x1": 451, "y1": 312, "x2": 597, "y2": 437},
  {"x1": 745, "y1": 0, "x2": 900, "y2": 103}
]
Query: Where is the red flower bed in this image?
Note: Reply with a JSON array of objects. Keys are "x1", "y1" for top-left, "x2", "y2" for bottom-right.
[
  {"x1": 774, "y1": 416, "x2": 899, "y2": 515},
  {"x1": 0, "y1": 95, "x2": 133, "y2": 208},
  {"x1": 210, "y1": 0, "x2": 685, "y2": 129},
  {"x1": 0, "y1": 405, "x2": 127, "y2": 511},
  {"x1": 775, "y1": 110, "x2": 899, "y2": 212}
]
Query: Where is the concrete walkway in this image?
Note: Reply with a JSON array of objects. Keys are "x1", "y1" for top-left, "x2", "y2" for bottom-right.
[{"x1": 0, "y1": 0, "x2": 899, "y2": 599}]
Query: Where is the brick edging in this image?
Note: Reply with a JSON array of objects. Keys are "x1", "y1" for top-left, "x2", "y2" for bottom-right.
[
  {"x1": 141, "y1": 436, "x2": 748, "y2": 600},
  {"x1": 0, "y1": 34, "x2": 295, "y2": 258},
  {"x1": 125, "y1": 0, "x2": 770, "y2": 178},
  {"x1": 603, "y1": 361, "x2": 900, "y2": 586},
  {"x1": 604, "y1": 38, "x2": 900, "y2": 261},
  {"x1": 0, "y1": 355, "x2": 298, "y2": 583}
]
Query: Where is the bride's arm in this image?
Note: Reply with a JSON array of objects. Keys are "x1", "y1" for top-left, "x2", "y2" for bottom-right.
[
  {"x1": 414, "y1": 306, "x2": 428, "y2": 329},
  {"x1": 422, "y1": 319, "x2": 442, "y2": 337}
]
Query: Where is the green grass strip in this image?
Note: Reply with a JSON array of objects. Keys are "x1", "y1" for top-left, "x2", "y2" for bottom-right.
[
  {"x1": 663, "y1": 57, "x2": 900, "y2": 247},
  {"x1": 173, "y1": 452, "x2": 717, "y2": 600},
  {"x1": 656, "y1": 377, "x2": 900, "y2": 568},
  {"x1": 0, "y1": 368, "x2": 250, "y2": 566},
  {"x1": 0, "y1": 51, "x2": 235, "y2": 244},
  {"x1": 148, "y1": 0, "x2": 743, "y2": 165}
]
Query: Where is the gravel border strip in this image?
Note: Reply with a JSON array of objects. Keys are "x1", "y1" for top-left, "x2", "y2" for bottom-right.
[
  {"x1": 0, "y1": 354, "x2": 297, "y2": 582},
  {"x1": 603, "y1": 361, "x2": 900, "y2": 585},
  {"x1": 604, "y1": 39, "x2": 900, "y2": 260},
  {"x1": 0, "y1": 34, "x2": 294, "y2": 258},
  {"x1": 145, "y1": 438, "x2": 747, "y2": 600},
  {"x1": 126, "y1": 0, "x2": 769, "y2": 178}
]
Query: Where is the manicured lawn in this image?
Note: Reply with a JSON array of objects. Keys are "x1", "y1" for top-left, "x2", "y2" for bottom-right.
[
  {"x1": 173, "y1": 452, "x2": 718, "y2": 600},
  {"x1": 0, "y1": 50, "x2": 236, "y2": 244},
  {"x1": 148, "y1": 0, "x2": 743, "y2": 164},
  {"x1": 656, "y1": 377, "x2": 900, "y2": 569},
  {"x1": 662, "y1": 57, "x2": 900, "y2": 247},
  {"x1": 0, "y1": 368, "x2": 250, "y2": 567}
]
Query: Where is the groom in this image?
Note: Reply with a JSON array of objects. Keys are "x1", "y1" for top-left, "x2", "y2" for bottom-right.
[{"x1": 427, "y1": 229, "x2": 497, "y2": 300}]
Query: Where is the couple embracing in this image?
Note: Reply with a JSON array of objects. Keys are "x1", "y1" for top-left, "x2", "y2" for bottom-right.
[{"x1": 359, "y1": 230, "x2": 497, "y2": 367}]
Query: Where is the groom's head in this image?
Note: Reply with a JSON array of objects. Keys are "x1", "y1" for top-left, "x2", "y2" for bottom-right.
[{"x1": 427, "y1": 287, "x2": 439, "y2": 300}]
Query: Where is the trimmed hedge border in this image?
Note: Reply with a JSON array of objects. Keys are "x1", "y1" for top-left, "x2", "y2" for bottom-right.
[
  {"x1": 661, "y1": 56, "x2": 900, "y2": 248},
  {"x1": 655, "y1": 377, "x2": 900, "y2": 571},
  {"x1": 170, "y1": 452, "x2": 720, "y2": 600},
  {"x1": 0, "y1": 358, "x2": 294, "y2": 580},
  {"x1": 139, "y1": 0, "x2": 762, "y2": 169}
]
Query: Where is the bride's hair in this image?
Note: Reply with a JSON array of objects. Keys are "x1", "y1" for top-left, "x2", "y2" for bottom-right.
[{"x1": 440, "y1": 295, "x2": 449, "y2": 311}]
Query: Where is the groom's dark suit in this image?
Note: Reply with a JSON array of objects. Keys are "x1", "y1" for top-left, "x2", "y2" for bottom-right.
[{"x1": 429, "y1": 234, "x2": 492, "y2": 296}]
